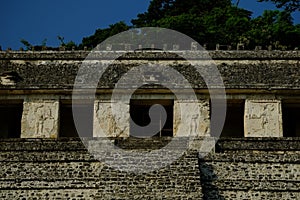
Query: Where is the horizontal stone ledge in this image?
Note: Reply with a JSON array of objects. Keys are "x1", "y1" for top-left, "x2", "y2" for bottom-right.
[
  {"x1": 203, "y1": 191, "x2": 299, "y2": 200},
  {"x1": 203, "y1": 188, "x2": 300, "y2": 193},
  {"x1": 216, "y1": 137, "x2": 300, "y2": 151},
  {"x1": 0, "y1": 50, "x2": 299, "y2": 60},
  {"x1": 0, "y1": 139, "x2": 86, "y2": 151},
  {"x1": 3, "y1": 86, "x2": 300, "y2": 90},
  {"x1": 0, "y1": 151, "x2": 93, "y2": 162},
  {"x1": 0, "y1": 137, "x2": 299, "y2": 151},
  {"x1": 0, "y1": 178, "x2": 202, "y2": 189},
  {"x1": 200, "y1": 152, "x2": 300, "y2": 163},
  {"x1": 0, "y1": 190, "x2": 203, "y2": 200},
  {"x1": 3, "y1": 89, "x2": 300, "y2": 96},
  {"x1": 201, "y1": 180, "x2": 300, "y2": 191},
  {"x1": 1, "y1": 150, "x2": 299, "y2": 163},
  {"x1": 199, "y1": 163, "x2": 300, "y2": 181}
]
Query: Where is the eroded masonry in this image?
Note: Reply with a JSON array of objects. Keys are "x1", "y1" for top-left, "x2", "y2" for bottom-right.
[{"x1": 0, "y1": 51, "x2": 299, "y2": 199}]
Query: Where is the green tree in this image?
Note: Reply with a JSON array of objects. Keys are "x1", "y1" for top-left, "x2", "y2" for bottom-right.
[
  {"x1": 131, "y1": 0, "x2": 232, "y2": 27},
  {"x1": 79, "y1": 21, "x2": 129, "y2": 49},
  {"x1": 131, "y1": 0, "x2": 251, "y2": 48},
  {"x1": 200, "y1": 6, "x2": 252, "y2": 46},
  {"x1": 245, "y1": 10, "x2": 300, "y2": 49},
  {"x1": 258, "y1": 0, "x2": 300, "y2": 12},
  {"x1": 20, "y1": 39, "x2": 32, "y2": 50},
  {"x1": 131, "y1": 0, "x2": 175, "y2": 27},
  {"x1": 79, "y1": 0, "x2": 299, "y2": 50},
  {"x1": 57, "y1": 35, "x2": 77, "y2": 50},
  {"x1": 57, "y1": 35, "x2": 65, "y2": 46}
]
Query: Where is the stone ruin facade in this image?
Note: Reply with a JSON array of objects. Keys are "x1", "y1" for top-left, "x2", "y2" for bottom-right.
[
  {"x1": 0, "y1": 50, "x2": 299, "y2": 139},
  {"x1": 0, "y1": 50, "x2": 299, "y2": 199}
]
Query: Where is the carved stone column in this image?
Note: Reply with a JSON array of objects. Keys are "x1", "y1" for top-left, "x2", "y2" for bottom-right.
[
  {"x1": 244, "y1": 100, "x2": 283, "y2": 137},
  {"x1": 93, "y1": 100, "x2": 130, "y2": 137},
  {"x1": 173, "y1": 100, "x2": 210, "y2": 137},
  {"x1": 21, "y1": 99, "x2": 59, "y2": 138}
]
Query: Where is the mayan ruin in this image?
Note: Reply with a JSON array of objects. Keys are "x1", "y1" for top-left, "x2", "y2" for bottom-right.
[{"x1": 0, "y1": 49, "x2": 298, "y2": 199}]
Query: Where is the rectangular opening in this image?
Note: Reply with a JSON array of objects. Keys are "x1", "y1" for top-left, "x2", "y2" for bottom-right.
[
  {"x1": 282, "y1": 102, "x2": 300, "y2": 137},
  {"x1": 220, "y1": 100, "x2": 244, "y2": 138},
  {"x1": 0, "y1": 101, "x2": 23, "y2": 138},
  {"x1": 130, "y1": 99, "x2": 174, "y2": 137},
  {"x1": 59, "y1": 103, "x2": 93, "y2": 137}
]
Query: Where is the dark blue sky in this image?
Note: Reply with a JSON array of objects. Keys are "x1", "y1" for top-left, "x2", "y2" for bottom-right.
[{"x1": 1, "y1": 0, "x2": 299, "y2": 50}]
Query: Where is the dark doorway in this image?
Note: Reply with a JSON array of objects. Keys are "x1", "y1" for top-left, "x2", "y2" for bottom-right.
[
  {"x1": 220, "y1": 100, "x2": 244, "y2": 138},
  {"x1": 0, "y1": 103, "x2": 23, "y2": 138},
  {"x1": 59, "y1": 103, "x2": 93, "y2": 137},
  {"x1": 130, "y1": 99, "x2": 173, "y2": 137},
  {"x1": 282, "y1": 103, "x2": 300, "y2": 137}
]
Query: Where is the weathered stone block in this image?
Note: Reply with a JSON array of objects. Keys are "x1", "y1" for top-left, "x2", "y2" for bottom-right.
[
  {"x1": 93, "y1": 100, "x2": 129, "y2": 137},
  {"x1": 174, "y1": 100, "x2": 210, "y2": 137},
  {"x1": 21, "y1": 100, "x2": 59, "y2": 138},
  {"x1": 244, "y1": 100, "x2": 283, "y2": 137}
]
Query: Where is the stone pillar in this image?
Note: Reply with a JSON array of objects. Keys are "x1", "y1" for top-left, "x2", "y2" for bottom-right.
[
  {"x1": 173, "y1": 100, "x2": 210, "y2": 137},
  {"x1": 93, "y1": 100, "x2": 130, "y2": 137},
  {"x1": 21, "y1": 99, "x2": 59, "y2": 138},
  {"x1": 244, "y1": 100, "x2": 283, "y2": 137}
]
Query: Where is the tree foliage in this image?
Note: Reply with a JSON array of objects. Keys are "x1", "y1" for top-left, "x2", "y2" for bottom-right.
[
  {"x1": 129, "y1": 0, "x2": 300, "y2": 49},
  {"x1": 131, "y1": 0, "x2": 253, "y2": 48},
  {"x1": 245, "y1": 10, "x2": 300, "y2": 49},
  {"x1": 20, "y1": 39, "x2": 32, "y2": 50},
  {"x1": 257, "y1": 0, "x2": 300, "y2": 12},
  {"x1": 20, "y1": 0, "x2": 300, "y2": 50},
  {"x1": 79, "y1": 21, "x2": 130, "y2": 49}
]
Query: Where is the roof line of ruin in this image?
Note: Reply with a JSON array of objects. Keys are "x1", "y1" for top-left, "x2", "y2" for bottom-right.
[{"x1": 0, "y1": 50, "x2": 299, "y2": 60}]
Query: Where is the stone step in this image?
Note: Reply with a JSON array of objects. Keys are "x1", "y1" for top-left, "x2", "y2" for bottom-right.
[
  {"x1": 0, "y1": 138, "x2": 299, "y2": 199},
  {"x1": 202, "y1": 190, "x2": 300, "y2": 200},
  {"x1": 201, "y1": 152, "x2": 300, "y2": 163},
  {"x1": 0, "y1": 150, "x2": 299, "y2": 163},
  {"x1": 0, "y1": 138, "x2": 86, "y2": 151},
  {"x1": 200, "y1": 180, "x2": 299, "y2": 191},
  {"x1": 0, "y1": 189, "x2": 202, "y2": 200},
  {"x1": 215, "y1": 137, "x2": 300, "y2": 152},
  {"x1": 0, "y1": 148, "x2": 202, "y2": 200},
  {"x1": 0, "y1": 178, "x2": 298, "y2": 191},
  {"x1": 199, "y1": 161, "x2": 300, "y2": 181}
]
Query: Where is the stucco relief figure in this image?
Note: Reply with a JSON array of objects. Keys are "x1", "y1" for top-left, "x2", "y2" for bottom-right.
[
  {"x1": 190, "y1": 114, "x2": 199, "y2": 135},
  {"x1": 261, "y1": 105, "x2": 274, "y2": 130},
  {"x1": 34, "y1": 105, "x2": 54, "y2": 137},
  {"x1": 248, "y1": 103, "x2": 276, "y2": 134},
  {"x1": 248, "y1": 104, "x2": 266, "y2": 132},
  {"x1": 93, "y1": 101, "x2": 130, "y2": 138}
]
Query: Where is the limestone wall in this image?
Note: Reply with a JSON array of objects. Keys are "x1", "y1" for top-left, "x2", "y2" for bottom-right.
[{"x1": 0, "y1": 51, "x2": 299, "y2": 90}]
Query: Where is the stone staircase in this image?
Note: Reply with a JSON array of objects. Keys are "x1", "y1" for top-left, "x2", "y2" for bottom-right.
[
  {"x1": 200, "y1": 138, "x2": 300, "y2": 199},
  {"x1": 0, "y1": 138, "x2": 202, "y2": 199},
  {"x1": 0, "y1": 137, "x2": 299, "y2": 199}
]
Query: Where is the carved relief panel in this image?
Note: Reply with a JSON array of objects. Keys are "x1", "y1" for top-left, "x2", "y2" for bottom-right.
[
  {"x1": 93, "y1": 100, "x2": 130, "y2": 137},
  {"x1": 244, "y1": 100, "x2": 282, "y2": 137},
  {"x1": 173, "y1": 100, "x2": 210, "y2": 137},
  {"x1": 21, "y1": 100, "x2": 59, "y2": 138}
]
